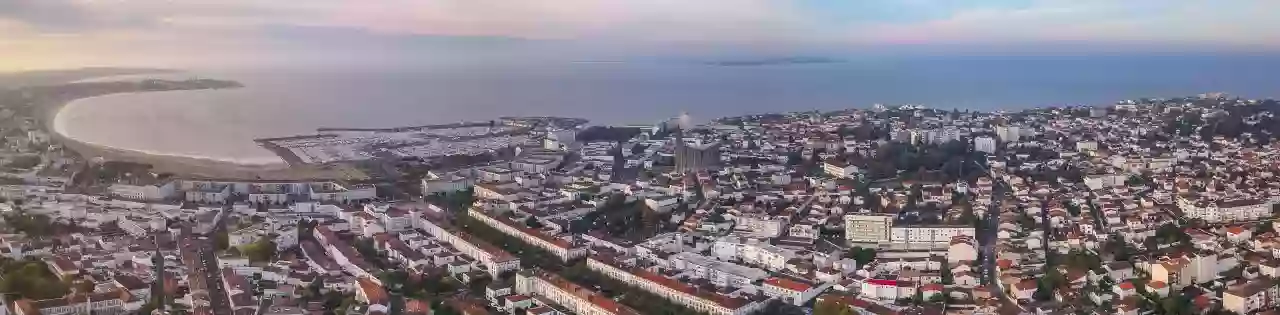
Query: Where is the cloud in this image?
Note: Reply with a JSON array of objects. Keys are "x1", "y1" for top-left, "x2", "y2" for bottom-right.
[
  {"x1": 2, "y1": 0, "x2": 1280, "y2": 70},
  {"x1": 860, "y1": 0, "x2": 1280, "y2": 46}
]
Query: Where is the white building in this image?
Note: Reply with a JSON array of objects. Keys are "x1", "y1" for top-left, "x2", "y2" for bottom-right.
[
  {"x1": 109, "y1": 181, "x2": 176, "y2": 201},
  {"x1": 1177, "y1": 196, "x2": 1273, "y2": 223},
  {"x1": 844, "y1": 214, "x2": 893, "y2": 244},
  {"x1": 822, "y1": 160, "x2": 859, "y2": 179},
  {"x1": 468, "y1": 208, "x2": 587, "y2": 261},
  {"x1": 415, "y1": 212, "x2": 521, "y2": 277},
  {"x1": 515, "y1": 270, "x2": 638, "y2": 315},
  {"x1": 891, "y1": 225, "x2": 976, "y2": 246},
  {"x1": 973, "y1": 136, "x2": 997, "y2": 154},
  {"x1": 762, "y1": 277, "x2": 826, "y2": 306},
  {"x1": 587, "y1": 255, "x2": 766, "y2": 315},
  {"x1": 669, "y1": 252, "x2": 768, "y2": 289}
]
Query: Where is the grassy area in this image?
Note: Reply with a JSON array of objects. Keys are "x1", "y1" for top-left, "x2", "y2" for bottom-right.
[{"x1": 0, "y1": 258, "x2": 70, "y2": 300}]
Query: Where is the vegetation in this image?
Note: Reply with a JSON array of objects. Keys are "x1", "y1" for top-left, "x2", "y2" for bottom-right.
[
  {"x1": 0, "y1": 258, "x2": 70, "y2": 300},
  {"x1": 4, "y1": 155, "x2": 41, "y2": 169},
  {"x1": 814, "y1": 299, "x2": 856, "y2": 315},
  {"x1": 239, "y1": 237, "x2": 277, "y2": 263},
  {"x1": 2, "y1": 211, "x2": 55, "y2": 238},
  {"x1": 560, "y1": 262, "x2": 706, "y2": 315},
  {"x1": 844, "y1": 247, "x2": 877, "y2": 266}
]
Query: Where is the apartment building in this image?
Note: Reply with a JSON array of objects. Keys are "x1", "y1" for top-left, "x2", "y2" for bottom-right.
[
  {"x1": 586, "y1": 255, "x2": 767, "y2": 315},
  {"x1": 711, "y1": 237, "x2": 797, "y2": 271},
  {"x1": 844, "y1": 214, "x2": 893, "y2": 244},
  {"x1": 822, "y1": 159, "x2": 858, "y2": 179},
  {"x1": 1223, "y1": 279, "x2": 1279, "y2": 315},
  {"x1": 415, "y1": 212, "x2": 521, "y2": 277},
  {"x1": 467, "y1": 207, "x2": 587, "y2": 261},
  {"x1": 12, "y1": 290, "x2": 134, "y2": 315},
  {"x1": 890, "y1": 225, "x2": 976, "y2": 245},
  {"x1": 108, "y1": 180, "x2": 176, "y2": 201},
  {"x1": 515, "y1": 270, "x2": 641, "y2": 315},
  {"x1": 669, "y1": 252, "x2": 768, "y2": 289},
  {"x1": 1176, "y1": 195, "x2": 1272, "y2": 223},
  {"x1": 735, "y1": 215, "x2": 788, "y2": 238},
  {"x1": 172, "y1": 179, "x2": 375, "y2": 204}
]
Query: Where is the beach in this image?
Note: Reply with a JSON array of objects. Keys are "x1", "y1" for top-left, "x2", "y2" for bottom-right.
[{"x1": 40, "y1": 89, "x2": 368, "y2": 181}]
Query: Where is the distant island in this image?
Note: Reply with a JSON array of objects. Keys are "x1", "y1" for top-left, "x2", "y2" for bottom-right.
[{"x1": 704, "y1": 57, "x2": 842, "y2": 66}]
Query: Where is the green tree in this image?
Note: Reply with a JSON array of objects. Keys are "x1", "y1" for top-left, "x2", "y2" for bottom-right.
[{"x1": 240, "y1": 237, "x2": 277, "y2": 263}]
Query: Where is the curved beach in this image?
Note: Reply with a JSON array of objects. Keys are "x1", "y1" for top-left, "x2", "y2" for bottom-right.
[{"x1": 41, "y1": 90, "x2": 365, "y2": 181}]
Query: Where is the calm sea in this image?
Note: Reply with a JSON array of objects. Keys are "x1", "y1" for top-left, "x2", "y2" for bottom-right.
[{"x1": 55, "y1": 55, "x2": 1280, "y2": 164}]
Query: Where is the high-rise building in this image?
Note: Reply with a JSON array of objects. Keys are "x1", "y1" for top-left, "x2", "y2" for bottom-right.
[
  {"x1": 675, "y1": 141, "x2": 721, "y2": 174},
  {"x1": 844, "y1": 213, "x2": 893, "y2": 244}
]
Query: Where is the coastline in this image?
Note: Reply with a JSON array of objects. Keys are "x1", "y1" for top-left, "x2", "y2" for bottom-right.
[{"x1": 41, "y1": 90, "x2": 367, "y2": 181}]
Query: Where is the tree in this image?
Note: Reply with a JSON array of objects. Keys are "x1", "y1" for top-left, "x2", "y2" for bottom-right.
[
  {"x1": 240, "y1": 238, "x2": 276, "y2": 263},
  {"x1": 524, "y1": 216, "x2": 543, "y2": 229},
  {"x1": 814, "y1": 299, "x2": 855, "y2": 315},
  {"x1": 213, "y1": 230, "x2": 230, "y2": 252},
  {"x1": 1256, "y1": 222, "x2": 1275, "y2": 235},
  {"x1": 846, "y1": 247, "x2": 877, "y2": 266},
  {"x1": 928, "y1": 293, "x2": 945, "y2": 304}
]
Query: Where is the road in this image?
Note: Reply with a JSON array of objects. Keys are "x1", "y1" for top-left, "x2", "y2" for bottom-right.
[
  {"x1": 196, "y1": 208, "x2": 233, "y2": 315},
  {"x1": 974, "y1": 160, "x2": 1012, "y2": 305}
]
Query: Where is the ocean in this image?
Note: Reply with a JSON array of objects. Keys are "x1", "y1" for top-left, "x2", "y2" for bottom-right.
[{"x1": 54, "y1": 55, "x2": 1280, "y2": 165}]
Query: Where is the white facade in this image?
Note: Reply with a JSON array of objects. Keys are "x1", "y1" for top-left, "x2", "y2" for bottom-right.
[
  {"x1": 415, "y1": 214, "x2": 521, "y2": 277},
  {"x1": 845, "y1": 214, "x2": 893, "y2": 243},
  {"x1": 109, "y1": 181, "x2": 176, "y2": 201},
  {"x1": 891, "y1": 225, "x2": 976, "y2": 245},
  {"x1": 973, "y1": 136, "x2": 997, "y2": 153},
  {"x1": 586, "y1": 256, "x2": 766, "y2": 315},
  {"x1": 515, "y1": 270, "x2": 633, "y2": 315},
  {"x1": 468, "y1": 208, "x2": 587, "y2": 261},
  {"x1": 669, "y1": 252, "x2": 768, "y2": 288}
]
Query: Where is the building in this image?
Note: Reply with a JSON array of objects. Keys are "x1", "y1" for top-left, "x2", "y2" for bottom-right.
[
  {"x1": 1223, "y1": 279, "x2": 1278, "y2": 314},
  {"x1": 108, "y1": 181, "x2": 176, "y2": 201},
  {"x1": 515, "y1": 270, "x2": 640, "y2": 315},
  {"x1": 1176, "y1": 196, "x2": 1273, "y2": 223},
  {"x1": 669, "y1": 252, "x2": 768, "y2": 289},
  {"x1": 12, "y1": 290, "x2": 134, "y2": 315},
  {"x1": 763, "y1": 277, "x2": 826, "y2": 306},
  {"x1": 890, "y1": 225, "x2": 976, "y2": 246},
  {"x1": 467, "y1": 208, "x2": 587, "y2": 261},
  {"x1": 415, "y1": 212, "x2": 521, "y2": 277},
  {"x1": 675, "y1": 139, "x2": 721, "y2": 174},
  {"x1": 735, "y1": 215, "x2": 787, "y2": 238},
  {"x1": 995, "y1": 125, "x2": 1021, "y2": 142},
  {"x1": 822, "y1": 159, "x2": 859, "y2": 179},
  {"x1": 586, "y1": 255, "x2": 766, "y2": 315},
  {"x1": 973, "y1": 136, "x2": 997, "y2": 154},
  {"x1": 844, "y1": 214, "x2": 893, "y2": 244}
]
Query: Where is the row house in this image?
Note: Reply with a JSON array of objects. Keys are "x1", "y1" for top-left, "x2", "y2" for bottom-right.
[
  {"x1": 468, "y1": 207, "x2": 587, "y2": 261},
  {"x1": 415, "y1": 212, "x2": 521, "y2": 277},
  {"x1": 586, "y1": 255, "x2": 767, "y2": 315}
]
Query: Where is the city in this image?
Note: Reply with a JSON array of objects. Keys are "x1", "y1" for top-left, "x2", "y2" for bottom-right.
[{"x1": 2, "y1": 91, "x2": 1280, "y2": 315}]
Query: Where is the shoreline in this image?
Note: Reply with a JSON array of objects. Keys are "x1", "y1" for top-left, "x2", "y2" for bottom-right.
[{"x1": 39, "y1": 88, "x2": 366, "y2": 181}]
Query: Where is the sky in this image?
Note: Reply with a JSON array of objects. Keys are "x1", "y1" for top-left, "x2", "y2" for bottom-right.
[{"x1": 2, "y1": 0, "x2": 1278, "y2": 70}]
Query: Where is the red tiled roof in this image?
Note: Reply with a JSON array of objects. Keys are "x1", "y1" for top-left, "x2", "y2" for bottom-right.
[
  {"x1": 765, "y1": 277, "x2": 813, "y2": 292},
  {"x1": 357, "y1": 277, "x2": 389, "y2": 306}
]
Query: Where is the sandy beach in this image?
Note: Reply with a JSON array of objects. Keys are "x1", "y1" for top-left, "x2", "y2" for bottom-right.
[{"x1": 40, "y1": 91, "x2": 368, "y2": 181}]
